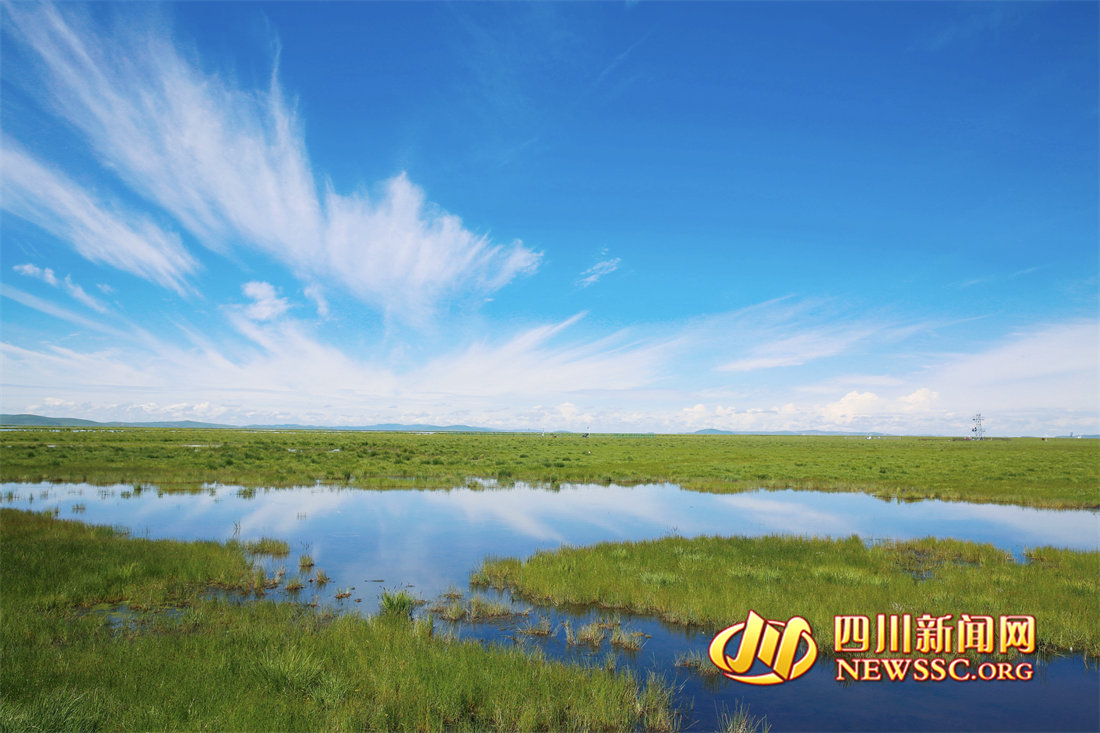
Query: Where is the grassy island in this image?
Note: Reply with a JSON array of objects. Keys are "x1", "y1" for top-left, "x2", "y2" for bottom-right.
[
  {"x1": 0, "y1": 509, "x2": 676, "y2": 732},
  {"x1": 1, "y1": 428, "x2": 1097, "y2": 508},
  {"x1": 473, "y1": 534, "x2": 1100, "y2": 659}
]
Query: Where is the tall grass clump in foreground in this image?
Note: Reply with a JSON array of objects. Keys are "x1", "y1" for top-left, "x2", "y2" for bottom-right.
[
  {"x1": 2, "y1": 509, "x2": 678, "y2": 731},
  {"x1": 378, "y1": 588, "x2": 417, "y2": 618},
  {"x1": 475, "y1": 534, "x2": 1100, "y2": 658}
]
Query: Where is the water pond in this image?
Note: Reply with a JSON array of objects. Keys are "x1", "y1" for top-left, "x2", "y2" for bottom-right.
[{"x1": 4, "y1": 480, "x2": 1097, "y2": 732}]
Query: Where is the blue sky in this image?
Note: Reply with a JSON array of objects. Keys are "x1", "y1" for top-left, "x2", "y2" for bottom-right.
[{"x1": 2, "y1": 2, "x2": 1096, "y2": 435}]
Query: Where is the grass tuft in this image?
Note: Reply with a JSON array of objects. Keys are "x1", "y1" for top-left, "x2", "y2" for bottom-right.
[
  {"x1": 518, "y1": 617, "x2": 553, "y2": 637},
  {"x1": 467, "y1": 594, "x2": 512, "y2": 621},
  {"x1": 674, "y1": 651, "x2": 720, "y2": 677},
  {"x1": 717, "y1": 701, "x2": 770, "y2": 733},
  {"x1": 0, "y1": 687, "x2": 106, "y2": 733},
  {"x1": 257, "y1": 646, "x2": 322, "y2": 694},
  {"x1": 379, "y1": 589, "x2": 417, "y2": 618},
  {"x1": 244, "y1": 536, "x2": 290, "y2": 557},
  {"x1": 610, "y1": 625, "x2": 647, "y2": 651},
  {"x1": 576, "y1": 621, "x2": 606, "y2": 647}
]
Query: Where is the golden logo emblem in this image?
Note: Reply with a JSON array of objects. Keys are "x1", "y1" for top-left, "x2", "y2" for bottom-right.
[{"x1": 709, "y1": 609, "x2": 818, "y2": 685}]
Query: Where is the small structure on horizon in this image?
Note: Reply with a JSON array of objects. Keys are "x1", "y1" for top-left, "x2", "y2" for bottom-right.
[{"x1": 971, "y1": 412, "x2": 985, "y2": 441}]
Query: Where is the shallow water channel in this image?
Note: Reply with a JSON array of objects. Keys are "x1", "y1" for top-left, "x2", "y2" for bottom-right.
[{"x1": 4, "y1": 480, "x2": 1098, "y2": 732}]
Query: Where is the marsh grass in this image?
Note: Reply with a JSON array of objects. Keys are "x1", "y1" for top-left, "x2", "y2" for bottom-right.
[
  {"x1": 576, "y1": 621, "x2": 606, "y2": 647},
  {"x1": 0, "y1": 687, "x2": 106, "y2": 733},
  {"x1": 257, "y1": 645, "x2": 322, "y2": 693},
  {"x1": 477, "y1": 534, "x2": 1100, "y2": 658},
  {"x1": 314, "y1": 568, "x2": 330, "y2": 585},
  {"x1": 2, "y1": 508, "x2": 676, "y2": 731},
  {"x1": 675, "y1": 651, "x2": 720, "y2": 677},
  {"x1": 467, "y1": 594, "x2": 514, "y2": 621},
  {"x1": 717, "y1": 701, "x2": 770, "y2": 733},
  {"x1": 610, "y1": 625, "x2": 647, "y2": 651},
  {"x1": 244, "y1": 536, "x2": 289, "y2": 557},
  {"x1": 379, "y1": 589, "x2": 417, "y2": 618},
  {"x1": 285, "y1": 576, "x2": 305, "y2": 592},
  {"x1": 298, "y1": 553, "x2": 314, "y2": 570},
  {"x1": 3, "y1": 427, "x2": 1095, "y2": 508},
  {"x1": 518, "y1": 617, "x2": 553, "y2": 637},
  {"x1": 434, "y1": 599, "x2": 467, "y2": 621}
]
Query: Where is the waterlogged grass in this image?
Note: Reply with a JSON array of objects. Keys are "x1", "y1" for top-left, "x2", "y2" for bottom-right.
[
  {"x1": 717, "y1": 702, "x2": 771, "y2": 733},
  {"x1": 379, "y1": 589, "x2": 418, "y2": 618},
  {"x1": 245, "y1": 536, "x2": 290, "y2": 556},
  {"x1": 2, "y1": 428, "x2": 1096, "y2": 508},
  {"x1": 474, "y1": 534, "x2": 1100, "y2": 658},
  {"x1": 1, "y1": 509, "x2": 679, "y2": 731}
]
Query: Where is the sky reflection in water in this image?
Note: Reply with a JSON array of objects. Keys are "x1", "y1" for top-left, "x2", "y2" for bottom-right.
[{"x1": 4, "y1": 481, "x2": 1097, "y2": 732}]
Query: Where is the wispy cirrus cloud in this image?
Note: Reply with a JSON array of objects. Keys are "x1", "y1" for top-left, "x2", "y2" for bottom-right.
[
  {"x1": 576, "y1": 258, "x2": 621, "y2": 287},
  {"x1": 0, "y1": 284, "x2": 127, "y2": 337},
  {"x1": 717, "y1": 328, "x2": 875, "y2": 372},
  {"x1": 0, "y1": 308, "x2": 667, "y2": 424},
  {"x1": 1, "y1": 144, "x2": 198, "y2": 294},
  {"x1": 12, "y1": 263, "x2": 107, "y2": 312},
  {"x1": 3, "y1": 3, "x2": 539, "y2": 324}
]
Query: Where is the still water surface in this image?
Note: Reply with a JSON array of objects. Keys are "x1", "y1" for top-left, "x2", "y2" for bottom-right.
[{"x1": 4, "y1": 481, "x2": 1097, "y2": 732}]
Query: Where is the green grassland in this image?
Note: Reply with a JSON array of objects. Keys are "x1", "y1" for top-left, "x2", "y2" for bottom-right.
[
  {"x1": 1, "y1": 428, "x2": 1096, "y2": 507},
  {"x1": 1, "y1": 509, "x2": 677, "y2": 732},
  {"x1": 473, "y1": 535, "x2": 1100, "y2": 659}
]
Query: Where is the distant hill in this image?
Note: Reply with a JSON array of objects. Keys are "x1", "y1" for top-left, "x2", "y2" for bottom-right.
[
  {"x1": 0, "y1": 414, "x2": 510, "y2": 432},
  {"x1": 3, "y1": 414, "x2": 1088, "y2": 437},
  {"x1": 0, "y1": 414, "x2": 234, "y2": 428},
  {"x1": 693, "y1": 428, "x2": 894, "y2": 436},
  {"x1": 242, "y1": 423, "x2": 503, "y2": 432}
]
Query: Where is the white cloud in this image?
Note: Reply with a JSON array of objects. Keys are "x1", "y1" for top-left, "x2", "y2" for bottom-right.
[
  {"x1": 0, "y1": 308, "x2": 670, "y2": 428},
  {"x1": 822, "y1": 391, "x2": 885, "y2": 423},
  {"x1": 241, "y1": 281, "x2": 290, "y2": 322},
  {"x1": 927, "y1": 322, "x2": 1097, "y2": 410},
  {"x1": 5, "y1": 5, "x2": 539, "y2": 323},
  {"x1": 61, "y1": 275, "x2": 105, "y2": 313},
  {"x1": 718, "y1": 328, "x2": 874, "y2": 372},
  {"x1": 408, "y1": 313, "x2": 672, "y2": 397},
  {"x1": 12, "y1": 263, "x2": 107, "y2": 312},
  {"x1": 1, "y1": 144, "x2": 197, "y2": 294},
  {"x1": 1, "y1": 284, "x2": 128, "y2": 337},
  {"x1": 577, "y1": 258, "x2": 621, "y2": 287},
  {"x1": 897, "y1": 387, "x2": 939, "y2": 411},
  {"x1": 13, "y1": 263, "x2": 59, "y2": 286},
  {"x1": 303, "y1": 284, "x2": 329, "y2": 318}
]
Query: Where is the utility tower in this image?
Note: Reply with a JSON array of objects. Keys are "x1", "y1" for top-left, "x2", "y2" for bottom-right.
[{"x1": 971, "y1": 412, "x2": 984, "y2": 441}]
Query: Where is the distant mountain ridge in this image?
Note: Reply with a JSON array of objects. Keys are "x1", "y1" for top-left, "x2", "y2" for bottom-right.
[
  {"x1": 694, "y1": 428, "x2": 895, "y2": 436},
  {"x1": 0, "y1": 414, "x2": 504, "y2": 432},
  {"x1": 3, "y1": 414, "x2": 1095, "y2": 437}
]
